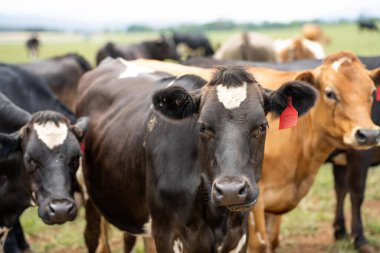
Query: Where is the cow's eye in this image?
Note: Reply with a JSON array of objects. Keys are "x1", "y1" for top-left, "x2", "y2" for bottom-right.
[
  {"x1": 198, "y1": 123, "x2": 214, "y2": 137},
  {"x1": 325, "y1": 88, "x2": 338, "y2": 101},
  {"x1": 254, "y1": 123, "x2": 268, "y2": 138},
  {"x1": 26, "y1": 159, "x2": 39, "y2": 173}
]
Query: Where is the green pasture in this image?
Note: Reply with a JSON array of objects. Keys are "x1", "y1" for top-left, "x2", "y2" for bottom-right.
[
  {"x1": 0, "y1": 22, "x2": 380, "y2": 66},
  {"x1": 1, "y1": 22, "x2": 380, "y2": 252}
]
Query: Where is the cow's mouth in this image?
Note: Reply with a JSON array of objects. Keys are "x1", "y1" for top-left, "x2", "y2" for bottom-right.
[{"x1": 226, "y1": 199, "x2": 257, "y2": 212}]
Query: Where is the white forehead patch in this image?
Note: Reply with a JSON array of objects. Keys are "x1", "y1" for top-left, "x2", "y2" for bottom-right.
[
  {"x1": 216, "y1": 82, "x2": 247, "y2": 109},
  {"x1": 332, "y1": 57, "x2": 352, "y2": 72},
  {"x1": 34, "y1": 122, "x2": 68, "y2": 149},
  {"x1": 173, "y1": 238, "x2": 183, "y2": 253},
  {"x1": 229, "y1": 234, "x2": 246, "y2": 253},
  {"x1": 118, "y1": 58, "x2": 154, "y2": 79}
]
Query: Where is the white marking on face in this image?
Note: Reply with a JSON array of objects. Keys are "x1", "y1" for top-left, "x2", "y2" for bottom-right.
[
  {"x1": 332, "y1": 57, "x2": 352, "y2": 72},
  {"x1": 118, "y1": 58, "x2": 154, "y2": 79},
  {"x1": 34, "y1": 122, "x2": 68, "y2": 149},
  {"x1": 216, "y1": 82, "x2": 247, "y2": 109},
  {"x1": 143, "y1": 217, "x2": 152, "y2": 236},
  {"x1": 229, "y1": 234, "x2": 246, "y2": 253},
  {"x1": 147, "y1": 116, "x2": 158, "y2": 133},
  {"x1": 173, "y1": 238, "x2": 183, "y2": 253}
]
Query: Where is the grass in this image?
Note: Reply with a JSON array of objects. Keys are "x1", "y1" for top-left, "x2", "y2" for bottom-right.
[
  {"x1": 18, "y1": 165, "x2": 380, "y2": 252},
  {"x1": 2, "y1": 22, "x2": 380, "y2": 252},
  {"x1": 1, "y1": 22, "x2": 380, "y2": 66}
]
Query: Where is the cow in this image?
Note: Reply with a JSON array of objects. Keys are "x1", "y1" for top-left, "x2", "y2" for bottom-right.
[
  {"x1": 96, "y1": 36, "x2": 179, "y2": 65},
  {"x1": 213, "y1": 32, "x2": 277, "y2": 62},
  {"x1": 128, "y1": 52, "x2": 380, "y2": 253},
  {"x1": 182, "y1": 55, "x2": 380, "y2": 71},
  {"x1": 18, "y1": 53, "x2": 92, "y2": 111},
  {"x1": 76, "y1": 58, "x2": 317, "y2": 253},
  {"x1": 302, "y1": 23, "x2": 331, "y2": 44},
  {"x1": 274, "y1": 37, "x2": 325, "y2": 62},
  {"x1": 0, "y1": 64, "x2": 88, "y2": 253},
  {"x1": 25, "y1": 33, "x2": 40, "y2": 60},
  {"x1": 184, "y1": 55, "x2": 380, "y2": 253},
  {"x1": 358, "y1": 20, "x2": 379, "y2": 31},
  {"x1": 171, "y1": 32, "x2": 214, "y2": 60}
]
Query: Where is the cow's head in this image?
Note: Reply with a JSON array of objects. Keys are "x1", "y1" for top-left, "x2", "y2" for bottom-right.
[
  {"x1": 0, "y1": 111, "x2": 88, "y2": 224},
  {"x1": 295, "y1": 51, "x2": 380, "y2": 149},
  {"x1": 152, "y1": 66, "x2": 317, "y2": 211}
]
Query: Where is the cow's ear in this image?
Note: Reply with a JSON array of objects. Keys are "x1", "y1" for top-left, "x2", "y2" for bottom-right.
[
  {"x1": 152, "y1": 86, "x2": 201, "y2": 120},
  {"x1": 71, "y1": 117, "x2": 89, "y2": 141},
  {"x1": 264, "y1": 81, "x2": 318, "y2": 117},
  {"x1": 0, "y1": 132, "x2": 20, "y2": 159},
  {"x1": 369, "y1": 67, "x2": 380, "y2": 86},
  {"x1": 295, "y1": 71, "x2": 316, "y2": 86}
]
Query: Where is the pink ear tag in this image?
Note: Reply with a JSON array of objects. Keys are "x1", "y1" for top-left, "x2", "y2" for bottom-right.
[
  {"x1": 279, "y1": 97, "x2": 298, "y2": 130},
  {"x1": 376, "y1": 86, "x2": 380, "y2": 101},
  {"x1": 80, "y1": 143, "x2": 86, "y2": 154}
]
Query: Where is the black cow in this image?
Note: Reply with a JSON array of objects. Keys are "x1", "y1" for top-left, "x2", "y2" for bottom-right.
[
  {"x1": 0, "y1": 64, "x2": 88, "y2": 252},
  {"x1": 18, "y1": 53, "x2": 92, "y2": 111},
  {"x1": 172, "y1": 32, "x2": 214, "y2": 59},
  {"x1": 25, "y1": 34, "x2": 39, "y2": 60},
  {"x1": 76, "y1": 58, "x2": 317, "y2": 252},
  {"x1": 185, "y1": 56, "x2": 380, "y2": 253},
  {"x1": 358, "y1": 20, "x2": 379, "y2": 31},
  {"x1": 96, "y1": 36, "x2": 179, "y2": 65}
]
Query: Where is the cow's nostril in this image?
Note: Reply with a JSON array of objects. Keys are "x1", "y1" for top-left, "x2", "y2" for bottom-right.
[
  {"x1": 238, "y1": 183, "x2": 247, "y2": 196},
  {"x1": 215, "y1": 185, "x2": 223, "y2": 197},
  {"x1": 355, "y1": 129, "x2": 367, "y2": 144},
  {"x1": 67, "y1": 202, "x2": 75, "y2": 214}
]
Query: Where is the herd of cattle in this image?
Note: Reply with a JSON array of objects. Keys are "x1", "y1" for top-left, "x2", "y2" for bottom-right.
[{"x1": 1, "y1": 24, "x2": 380, "y2": 253}]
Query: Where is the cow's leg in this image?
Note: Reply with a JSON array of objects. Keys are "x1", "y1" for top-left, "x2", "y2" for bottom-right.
[
  {"x1": 12, "y1": 220, "x2": 31, "y2": 253},
  {"x1": 95, "y1": 217, "x2": 111, "y2": 253},
  {"x1": 143, "y1": 237, "x2": 157, "y2": 253},
  {"x1": 84, "y1": 198, "x2": 102, "y2": 253},
  {"x1": 346, "y1": 150, "x2": 372, "y2": 253},
  {"x1": 123, "y1": 233, "x2": 136, "y2": 253},
  {"x1": 265, "y1": 213, "x2": 282, "y2": 252},
  {"x1": 3, "y1": 228, "x2": 19, "y2": 253},
  {"x1": 247, "y1": 195, "x2": 268, "y2": 253},
  {"x1": 332, "y1": 164, "x2": 348, "y2": 240}
]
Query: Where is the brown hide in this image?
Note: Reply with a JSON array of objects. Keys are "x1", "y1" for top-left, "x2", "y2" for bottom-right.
[{"x1": 130, "y1": 53, "x2": 380, "y2": 251}]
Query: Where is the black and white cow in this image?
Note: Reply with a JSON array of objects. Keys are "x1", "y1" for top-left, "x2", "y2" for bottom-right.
[
  {"x1": 0, "y1": 64, "x2": 88, "y2": 252},
  {"x1": 76, "y1": 58, "x2": 317, "y2": 252}
]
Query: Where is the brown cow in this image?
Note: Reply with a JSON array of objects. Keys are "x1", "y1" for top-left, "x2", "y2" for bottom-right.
[
  {"x1": 302, "y1": 23, "x2": 331, "y2": 44},
  {"x1": 274, "y1": 37, "x2": 325, "y2": 62},
  {"x1": 130, "y1": 52, "x2": 380, "y2": 252}
]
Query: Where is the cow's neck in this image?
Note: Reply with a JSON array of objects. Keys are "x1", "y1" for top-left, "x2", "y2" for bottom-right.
[{"x1": 262, "y1": 106, "x2": 336, "y2": 212}]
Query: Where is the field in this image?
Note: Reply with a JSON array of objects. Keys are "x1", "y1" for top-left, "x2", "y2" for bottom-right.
[{"x1": 1, "y1": 22, "x2": 380, "y2": 252}]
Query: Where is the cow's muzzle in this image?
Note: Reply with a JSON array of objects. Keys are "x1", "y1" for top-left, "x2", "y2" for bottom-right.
[
  {"x1": 355, "y1": 128, "x2": 380, "y2": 146},
  {"x1": 211, "y1": 177, "x2": 259, "y2": 211},
  {"x1": 39, "y1": 198, "x2": 77, "y2": 224}
]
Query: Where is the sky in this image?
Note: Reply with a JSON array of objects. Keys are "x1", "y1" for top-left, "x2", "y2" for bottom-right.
[{"x1": 1, "y1": 0, "x2": 380, "y2": 28}]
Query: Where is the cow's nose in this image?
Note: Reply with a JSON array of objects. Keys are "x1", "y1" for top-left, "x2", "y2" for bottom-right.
[
  {"x1": 47, "y1": 199, "x2": 77, "y2": 223},
  {"x1": 355, "y1": 129, "x2": 380, "y2": 146},
  {"x1": 212, "y1": 177, "x2": 253, "y2": 207}
]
